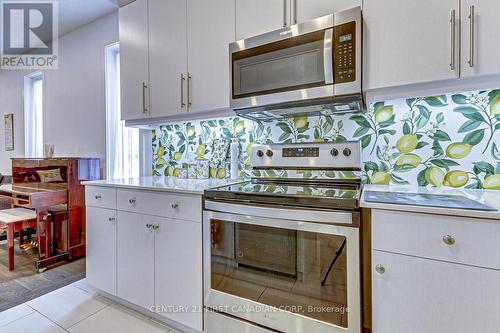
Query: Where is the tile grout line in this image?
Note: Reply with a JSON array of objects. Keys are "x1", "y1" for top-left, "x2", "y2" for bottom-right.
[
  {"x1": 65, "y1": 303, "x2": 112, "y2": 331},
  {"x1": 0, "y1": 310, "x2": 35, "y2": 329},
  {"x1": 31, "y1": 308, "x2": 71, "y2": 332}
]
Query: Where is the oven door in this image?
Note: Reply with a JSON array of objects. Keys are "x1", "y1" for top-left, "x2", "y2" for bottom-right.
[{"x1": 203, "y1": 201, "x2": 360, "y2": 333}]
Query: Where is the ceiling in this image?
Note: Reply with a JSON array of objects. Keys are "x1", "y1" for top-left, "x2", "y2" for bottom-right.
[{"x1": 58, "y1": 0, "x2": 118, "y2": 36}]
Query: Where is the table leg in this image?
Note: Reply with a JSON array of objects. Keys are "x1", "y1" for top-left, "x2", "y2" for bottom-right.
[
  {"x1": 19, "y1": 228, "x2": 24, "y2": 248},
  {"x1": 7, "y1": 223, "x2": 14, "y2": 271},
  {"x1": 37, "y1": 210, "x2": 51, "y2": 259}
]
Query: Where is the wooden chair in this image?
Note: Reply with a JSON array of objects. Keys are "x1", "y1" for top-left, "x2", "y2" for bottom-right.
[{"x1": 0, "y1": 208, "x2": 37, "y2": 271}]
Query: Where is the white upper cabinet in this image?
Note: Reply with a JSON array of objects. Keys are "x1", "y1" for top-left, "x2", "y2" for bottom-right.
[
  {"x1": 187, "y1": 0, "x2": 235, "y2": 113},
  {"x1": 235, "y1": 0, "x2": 286, "y2": 40},
  {"x1": 119, "y1": 0, "x2": 150, "y2": 121},
  {"x1": 460, "y1": 0, "x2": 500, "y2": 78},
  {"x1": 364, "y1": 0, "x2": 460, "y2": 90},
  {"x1": 293, "y1": 0, "x2": 360, "y2": 24},
  {"x1": 148, "y1": 0, "x2": 188, "y2": 116}
]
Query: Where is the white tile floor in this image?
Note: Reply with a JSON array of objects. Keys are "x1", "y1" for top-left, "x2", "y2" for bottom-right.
[{"x1": 0, "y1": 279, "x2": 180, "y2": 333}]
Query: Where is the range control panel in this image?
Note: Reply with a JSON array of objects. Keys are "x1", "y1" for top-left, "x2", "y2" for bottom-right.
[
  {"x1": 333, "y1": 21, "x2": 356, "y2": 84},
  {"x1": 251, "y1": 142, "x2": 362, "y2": 170}
]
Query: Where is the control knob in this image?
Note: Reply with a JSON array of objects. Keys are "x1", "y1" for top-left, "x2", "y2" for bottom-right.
[
  {"x1": 330, "y1": 148, "x2": 339, "y2": 157},
  {"x1": 343, "y1": 148, "x2": 352, "y2": 157},
  {"x1": 256, "y1": 150, "x2": 264, "y2": 157},
  {"x1": 266, "y1": 150, "x2": 274, "y2": 157}
]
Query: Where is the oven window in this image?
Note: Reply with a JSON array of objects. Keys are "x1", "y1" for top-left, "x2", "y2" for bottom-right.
[
  {"x1": 232, "y1": 30, "x2": 328, "y2": 99},
  {"x1": 210, "y1": 219, "x2": 348, "y2": 328}
]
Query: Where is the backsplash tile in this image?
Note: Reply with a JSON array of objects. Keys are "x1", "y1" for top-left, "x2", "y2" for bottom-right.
[{"x1": 152, "y1": 88, "x2": 500, "y2": 190}]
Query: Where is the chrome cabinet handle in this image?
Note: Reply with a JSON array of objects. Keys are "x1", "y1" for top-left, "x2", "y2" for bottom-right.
[
  {"x1": 283, "y1": 0, "x2": 287, "y2": 27},
  {"x1": 142, "y1": 82, "x2": 149, "y2": 115},
  {"x1": 108, "y1": 217, "x2": 116, "y2": 222},
  {"x1": 180, "y1": 73, "x2": 186, "y2": 108},
  {"x1": 146, "y1": 223, "x2": 153, "y2": 229},
  {"x1": 94, "y1": 195, "x2": 102, "y2": 200},
  {"x1": 187, "y1": 72, "x2": 192, "y2": 108},
  {"x1": 449, "y1": 10, "x2": 456, "y2": 70},
  {"x1": 129, "y1": 198, "x2": 136, "y2": 205},
  {"x1": 293, "y1": 0, "x2": 297, "y2": 24},
  {"x1": 468, "y1": 5, "x2": 475, "y2": 67},
  {"x1": 171, "y1": 203, "x2": 179, "y2": 209},
  {"x1": 153, "y1": 224, "x2": 160, "y2": 231},
  {"x1": 375, "y1": 264, "x2": 385, "y2": 274},
  {"x1": 443, "y1": 235, "x2": 455, "y2": 246}
]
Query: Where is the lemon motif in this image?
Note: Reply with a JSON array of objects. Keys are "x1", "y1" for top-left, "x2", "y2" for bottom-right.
[
  {"x1": 371, "y1": 172, "x2": 391, "y2": 185},
  {"x1": 425, "y1": 167, "x2": 445, "y2": 187},
  {"x1": 395, "y1": 154, "x2": 421, "y2": 167},
  {"x1": 490, "y1": 95, "x2": 500, "y2": 115},
  {"x1": 446, "y1": 143, "x2": 472, "y2": 159},
  {"x1": 157, "y1": 146, "x2": 165, "y2": 158},
  {"x1": 209, "y1": 167, "x2": 217, "y2": 179},
  {"x1": 196, "y1": 144, "x2": 206, "y2": 159},
  {"x1": 216, "y1": 168, "x2": 226, "y2": 179},
  {"x1": 187, "y1": 125, "x2": 196, "y2": 138},
  {"x1": 396, "y1": 134, "x2": 418, "y2": 153},
  {"x1": 444, "y1": 171, "x2": 469, "y2": 188},
  {"x1": 173, "y1": 152, "x2": 182, "y2": 161},
  {"x1": 166, "y1": 166, "x2": 174, "y2": 177},
  {"x1": 234, "y1": 121, "x2": 246, "y2": 134},
  {"x1": 314, "y1": 138, "x2": 326, "y2": 143},
  {"x1": 173, "y1": 168, "x2": 180, "y2": 177},
  {"x1": 374, "y1": 105, "x2": 394, "y2": 124},
  {"x1": 293, "y1": 116, "x2": 309, "y2": 129},
  {"x1": 483, "y1": 174, "x2": 500, "y2": 190}
]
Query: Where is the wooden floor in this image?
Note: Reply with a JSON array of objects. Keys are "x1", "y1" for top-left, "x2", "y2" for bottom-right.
[{"x1": 0, "y1": 239, "x2": 86, "y2": 312}]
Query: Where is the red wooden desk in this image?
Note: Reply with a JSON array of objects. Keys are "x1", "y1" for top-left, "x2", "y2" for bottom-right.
[{"x1": 0, "y1": 183, "x2": 68, "y2": 270}]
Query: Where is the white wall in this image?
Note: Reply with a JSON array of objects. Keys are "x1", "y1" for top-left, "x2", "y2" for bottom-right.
[{"x1": 0, "y1": 12, "x2": 118, "y2": 175}]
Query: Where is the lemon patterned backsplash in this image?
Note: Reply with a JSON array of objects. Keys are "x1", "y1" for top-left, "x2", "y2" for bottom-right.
[{"x1": 152, "y1": 88, "x2": 500, "y2": 190}]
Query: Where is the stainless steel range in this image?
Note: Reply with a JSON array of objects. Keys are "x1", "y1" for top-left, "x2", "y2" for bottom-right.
[{"x1": 203, "y1": 141, "x2": 362, "y2": 333}]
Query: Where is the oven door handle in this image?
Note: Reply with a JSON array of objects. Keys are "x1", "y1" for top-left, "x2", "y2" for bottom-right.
[{"x1": 323, "y1": 28, "x2": 334, "y2": 85}]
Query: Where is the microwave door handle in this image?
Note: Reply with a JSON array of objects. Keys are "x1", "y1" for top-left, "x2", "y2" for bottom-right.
[{"x1": 324, "y1": 28, "x2": 334, "y2": 85}]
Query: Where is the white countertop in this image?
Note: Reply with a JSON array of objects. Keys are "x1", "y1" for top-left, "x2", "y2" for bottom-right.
[
  {"x1": 361, "y1": 185, "x2": 500, "y2": 220},
  {"x1": 83, "y1": 176, "x2": 244, "y2": 195}
]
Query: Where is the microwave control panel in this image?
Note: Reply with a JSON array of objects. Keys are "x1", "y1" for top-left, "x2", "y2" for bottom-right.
[{"x1": 333, "y1": 21, "x2": 356, "y2": 84}]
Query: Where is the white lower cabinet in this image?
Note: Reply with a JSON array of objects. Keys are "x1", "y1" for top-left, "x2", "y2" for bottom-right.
[
  {"x1": 155, "y1": 217, "x2": 202, "y2": 330},
  {"x1": 373, "y1": 250, "x2": 500, "y2": 333},
  {"x1": 117, "y1": 211, "x2": 155, "y2": 309},
  {"x1": 86, "y1": 206, "x2": 117, "y2": 295},
  {"x1": 85, "y1": 186, "x2": 202, "y2": 332}
]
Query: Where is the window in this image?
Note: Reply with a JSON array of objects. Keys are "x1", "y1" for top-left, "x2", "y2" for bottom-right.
[
  {"x1": 24, "y1": 72, "x2": 44, "y2": 158},
  {"x1": 105, "y1": 43, "x2": 140, "y2": 179}
]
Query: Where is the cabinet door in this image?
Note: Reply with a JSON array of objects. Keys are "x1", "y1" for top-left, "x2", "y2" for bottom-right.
[
  {"x1": 148, "y1": 0, "x2": 188, "y2": 117},
  {"x1": 117, "y1": 211, "x2": 155, "y2": 309},
  {"x1": 294, "y1": 0, "x2": 360, "y2": 24},
  {"x1": 155, "y1": 217, "x2": 202, "y2": 331},
  {"x1": 187, "y1": 0, "x2": 235, "y2": 113},
  {"x1": 236, "y1": 0, "x2": 286, "y2": 40},
  {"x1": 119, "y1": 0, "x2": 149, "y2": 120},
  {"x1": 86, "y1": 207, "x2": 117, "y2": 295},
  {"x1": 373, "y1": 251, "x2": 500, "y2": 333},
  {"x1": 461, "y1": 0, "x2": 500, "y2": 77},
  {"x1": 363, "y1": 0, "x2": 460, "y2": 90}
]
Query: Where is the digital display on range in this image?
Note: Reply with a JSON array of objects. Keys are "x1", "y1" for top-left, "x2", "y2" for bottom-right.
[{"x1": 282, "y1": 147, "x2": 319, "y2": 157}]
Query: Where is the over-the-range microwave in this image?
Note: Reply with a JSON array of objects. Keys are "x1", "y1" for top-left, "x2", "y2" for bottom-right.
[{"x1": 229, "y1": 6, "x2": 363, "y2": 121}]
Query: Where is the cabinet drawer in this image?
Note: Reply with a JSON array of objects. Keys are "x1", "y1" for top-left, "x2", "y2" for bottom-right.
[
  {"x1": 117, "y1": 189, "x2": 201, "y2": 222},
  {"x1": 86, "y1": 186, "x2": 116, "y2": 209},
  {"x1": 372, "y1": 210, "x2": 500, "y2": 270}
]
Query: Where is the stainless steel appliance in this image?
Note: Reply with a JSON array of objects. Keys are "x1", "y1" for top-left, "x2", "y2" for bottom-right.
[
  {"x1": 229, "y1": 7, "x2": 363, "y2": 121},
  {"x1": 203, "y1": 141, "x2": 362, "y2": 333}
]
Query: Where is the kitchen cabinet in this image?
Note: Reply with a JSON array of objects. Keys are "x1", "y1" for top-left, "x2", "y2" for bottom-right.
[
  {"x1": 86, "y1": 207, "x2": 117, "y2": 295},
  {"x1": 363, "y1": 0, "x2": 460, "y2": 90},
  {"x1": 235, "y1": 0, "x2": 285, "y2": 40},
  {"x1": 148, "y1": 0, "x2": 188, "y2": 116},
  {"x1": 293, "y1": 0, "x2": 360, "y2": 24},
  {"x1": 371, "y1": 209, "x2": 500, "y2": 333},
  {"x1": 373, "y1": 251, "x2": 500, "y2": 333},
  {"x1": 85, "y1": 185, "x2": 203, "y2": 332},
  {"x1": 119, "y1": 0, "x2": 150, "y2": 121},
  {"x1": 117, "y1": 211, "x2": 155, "y2": 309},
  {"x1": 155, "y1": 217, "x2": 202, "y2": 329},
  {"x1": 460, "y1": 0, "x2": 500, "y2": 77},
  {"x1": 187, "y1": 0, "x2": 235, "y2": 113}
]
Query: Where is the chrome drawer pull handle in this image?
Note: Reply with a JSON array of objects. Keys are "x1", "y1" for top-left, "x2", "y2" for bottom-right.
[
  {"x1": 375, "y1": 264, "x2": 385, "y2": 274},
  {"x1": 153, "y1": 225, "x2": 160, "y2": 231},
  {"x1": 146, "y1": 223, "x2": 153, "y2": 229},
  {"x1": 129, "y1": 198, "x2": 136, "y2": 205},
  {"x1": 108, "y1": 217, "x2": 116, "y2": 222},
  {"x1": 171, "y1": 203, "x2": 179, "y2": 209},
  {"x1": 443, "y1": 235, "x2": 455, "y2": 245},
  {"x1": 94, "y1": 195, "x2": 102, "y2": 200}
]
